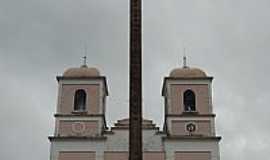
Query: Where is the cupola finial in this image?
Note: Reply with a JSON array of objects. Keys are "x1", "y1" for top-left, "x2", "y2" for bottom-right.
[
  {"x1": 81, "y1": 44, "x2": 88, "y2": 68},
  {"x1": 183, "y1": 48, "x2": 188, "y2": 68}
]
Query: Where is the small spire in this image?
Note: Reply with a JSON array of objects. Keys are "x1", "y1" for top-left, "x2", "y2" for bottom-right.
[
  {"x1": 183, "y1": 48, "x2": 188, "y2": 68},
  {"x1": 81, "y1": 44, "x2": 88, "y2": 68},
  {"x1": 82, "y1": 56, "x2": 87, "y2": 66}
]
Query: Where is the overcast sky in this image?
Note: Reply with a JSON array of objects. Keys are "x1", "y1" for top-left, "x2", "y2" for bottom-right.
[{"x1": 0, "y1": 0, "x2": 270, "y2": 159}]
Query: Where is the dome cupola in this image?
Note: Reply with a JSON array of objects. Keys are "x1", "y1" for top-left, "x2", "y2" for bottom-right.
[
  {"x1": 62, "y1": 56, "x2": 101, "y2": 78},
  {"x1": 169, "y1": 67, "x2": 207, "y2": 78},
  {"x1": 63, "y1": 65, "x2": 100, "y2": 78},
  {"x1": 169, "y1": 55, "x2": 207, "y2": 78}
]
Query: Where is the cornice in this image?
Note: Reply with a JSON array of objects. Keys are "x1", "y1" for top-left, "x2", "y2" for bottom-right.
[
  {"x1": 166, "y1": 113, "x2": 216, "y2": 118},
  {"x1": 163, "y1": 135, "x2": 222, "y2": 141},
  {"x1": 54, "y1": 113, "x2": 105, "y2": 118},
  {"x1": 48, "y1": 136, "x2": 107, "y2": 142}
]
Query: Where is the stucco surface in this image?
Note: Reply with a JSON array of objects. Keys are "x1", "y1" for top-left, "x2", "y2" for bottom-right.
[
  {"x1": 104, "y1": 152, "x2": 128, "y2": 160},
  {"x1": 104, "y1": 151, "x2": 165, "y2": 160},
  {"x1": 58, "y1": 152, "x2": 95, "y2": 160},
  {"x1": 58, "y1": 120, "x2": 99, "y2": 136},
  {"x1": 175, "y1": 151, "x2": 210, "y2": 160},
  {"x1": 144, "y1": 152, "x2": 165, "y2": 160},
  {"x1": 171, "y1": 120, "x2": 211, "y2": 136}
]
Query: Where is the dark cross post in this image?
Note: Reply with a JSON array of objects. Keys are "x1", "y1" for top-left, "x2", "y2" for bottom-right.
[{"x1": 129, "y1": 0, "x2": 142, "y2": 160}]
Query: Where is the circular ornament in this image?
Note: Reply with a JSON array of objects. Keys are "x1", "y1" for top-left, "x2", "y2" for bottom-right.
[
  {"x1": 72, "y1": 122, "x2": 86, "y2": 134},
  {"x1": 186, "y1": 123, "x2": 196, "y2": 133}
]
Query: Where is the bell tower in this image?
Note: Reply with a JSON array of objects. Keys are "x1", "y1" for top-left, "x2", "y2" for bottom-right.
[
  {"x1": 52, "y1": 65, "x2": 108, "y2": 138},
  {"x1": 162, "y1": 65, "x2": 216, "y2": 136},
  {"x1": 162, "y1": 59, "x2": 221, "y2": 160}
]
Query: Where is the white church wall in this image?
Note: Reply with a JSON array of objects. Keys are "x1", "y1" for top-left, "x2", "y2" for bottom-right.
[
  {"x1": 164, "y1": 140, "x2": 220, "y2": 160},
  {"x1": 50, "y1": 140, "x2": 106, "y2": 160},
  {"x1": 105, "y1": 129, "x2": 165, "y2": 151},
  {"x1": 50, "y1": 129, "x2": 165, "y2": 160}
]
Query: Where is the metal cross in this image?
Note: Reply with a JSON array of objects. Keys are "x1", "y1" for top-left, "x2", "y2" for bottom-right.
[
  {"x1": 82, "y1": 55, "x2": 87, "y2": 66},
  {"x1": 183, "y1": 48, "x2": 188, "y2": 68}
]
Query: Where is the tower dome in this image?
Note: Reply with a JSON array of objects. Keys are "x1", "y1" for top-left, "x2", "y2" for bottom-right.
[
  {"x1": 169, "y1": 67, "x2": 207, "y2": 78},
  {"x1": 169, "y1": 54, "x2": 208, "y2": 78},
  {"x1": 63, "y1": 65, "x2": 100, "y2": 78}
]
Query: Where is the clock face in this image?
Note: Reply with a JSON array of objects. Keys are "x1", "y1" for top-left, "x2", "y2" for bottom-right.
[
  {"x1": 72, "y1": 122, "x2": 86, "y2": 134},
  {"x1": 186, "y1": 123, "x2": 196, "y2": 133}
]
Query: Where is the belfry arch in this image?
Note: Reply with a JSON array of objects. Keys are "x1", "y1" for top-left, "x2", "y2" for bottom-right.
[
  {"x1": 183, "y1": 89, "x2": 196, "y2": 112},
  {"x1": 74, "y1": 89, "x2": 87, "y2": 111}
]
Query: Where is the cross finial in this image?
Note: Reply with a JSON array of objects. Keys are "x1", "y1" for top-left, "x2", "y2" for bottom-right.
[
  {"x1": 83, "y1": 55, "x2": 87, "y2": 66},
  {"x1": 183, "y1": 48, "x2": 188, "y2": 68},
  {"x1": 81, "y1": 44, "x2": 88, "y2": 68}
]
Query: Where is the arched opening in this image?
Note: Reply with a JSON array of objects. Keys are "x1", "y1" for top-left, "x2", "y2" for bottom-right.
[
  {"x1": 74, "y1": 89, "x2": 87, "y2": 111},
  {"x1": 184, "y1": 90, "x2": 196, "y2": 112}
]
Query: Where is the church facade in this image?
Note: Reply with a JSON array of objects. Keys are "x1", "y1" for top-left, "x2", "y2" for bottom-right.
[{"x1": 49, "y1": 64, "x2": 221, "y2": 160}]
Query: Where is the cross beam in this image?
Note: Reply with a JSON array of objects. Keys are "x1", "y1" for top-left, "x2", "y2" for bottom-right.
[{"x1": 129, "y1": 0, "x2": 142, "y2": 160}]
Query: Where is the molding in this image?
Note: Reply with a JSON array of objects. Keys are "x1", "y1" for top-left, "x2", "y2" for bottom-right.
[
  {"x1": 163, "y1": 136, "x2": 221, "y2": 141},
  {"x1": 175, "y1": 151, "x2": 210, "y2": 153},
  {"x1": 56, "y1": 76, "x2": 106, "y2": 81},
  {"x1": 171, "y1": 120, "x2": 210, "y2": 123},
  {"x1": 164, "y1": 77, "x2": 214, "y2": 81},
  {"x1": 71, "y1": 111, "x2": 88, "y2": 115},
  {"x1": 59, "y1": 120, "x2": 99, "y2": 122},
  {"x1": 48, "y1": 136, "x2": 107, "y2": 141},
  {"x1": 54, "y1": 113, "x2": 105, "y2": 118},
  {"x1": 111, "y1": 126, "x2": 160, "y2": 131},
  {"x1": 59, "y1": 151, "x2": 96, "y2": 153},
  {"x1": 166, "y1": 114, "x2": 216, "y2": 118},
  {"x1": 103, "y1": 128, "x2": 164, "y2": 135},
  {"x1": 103, "y1": 151, "x2": 165, "y2": 153}
]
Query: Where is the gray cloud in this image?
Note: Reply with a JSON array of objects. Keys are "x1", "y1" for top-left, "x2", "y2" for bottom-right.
[{"x1": 0, "y1": 0, "x2": 269, "y2": 159}]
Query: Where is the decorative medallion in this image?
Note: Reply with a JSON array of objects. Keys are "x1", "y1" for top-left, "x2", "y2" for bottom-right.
[
  {"x1": 72, "y1": 122, "x2": 86, "y2": 134},
  {"x1": 186, "y1": 122, "x2": 196, "y2": 134}
]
